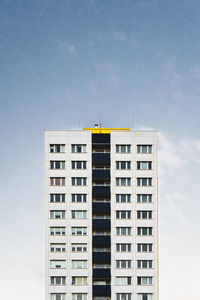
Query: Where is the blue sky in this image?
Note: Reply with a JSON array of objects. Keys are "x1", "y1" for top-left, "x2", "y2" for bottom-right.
[{"x1": 0, "y1": 1, "x2": 200, "y2": 299}]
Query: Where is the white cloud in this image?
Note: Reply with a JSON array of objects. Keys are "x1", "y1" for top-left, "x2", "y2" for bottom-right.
[{"x1": 67, "y1": 45, "x2": 76, "y2": 54}]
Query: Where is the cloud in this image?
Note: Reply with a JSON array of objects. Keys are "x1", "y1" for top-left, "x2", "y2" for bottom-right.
[{"x1": 67, "y1": 45, "x2": 76, "y2": 54}]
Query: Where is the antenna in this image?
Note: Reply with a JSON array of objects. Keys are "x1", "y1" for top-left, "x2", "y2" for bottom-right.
[
  {"x1": 132, "y1": 112, "x2": 134, "y2": 130},
  {"x1": 78, "y1": 112, "x2": 80, "y2": 129}
]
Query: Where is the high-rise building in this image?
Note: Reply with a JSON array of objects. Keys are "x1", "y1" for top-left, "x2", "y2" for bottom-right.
[{"x1": 45, "y1": 126, "x2": 158, "y2": 300}]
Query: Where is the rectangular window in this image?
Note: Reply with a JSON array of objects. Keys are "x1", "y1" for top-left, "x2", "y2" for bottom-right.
[
  {"x1": 71, "y1": 243, "x2": 87, "y2": 252},
  {"x1": 50, "y1": 194, "x2": 65, "y2": 203},
  {"x1": 50, "y1": 144, "x2": 65, "y2": 153},
  {"x1": 137, "y1": 145, "x2": 152, "y2": 154},
  {"x1": 137, "y1": 194, "x2": 152, "y2": 203},
  {"x1": 116, "y1": 277, "x2": 131, "y2": 285},
  {"x1": 116, "y1": 260, "x2": 131, "y2": 269},
  {"x1": 137, "y1": 211, "x2": 152, "y2": 219},
  {"x1": 137, "y1": 294, "x2": 153, "y2": 300},
  {"x1": 137, "y1": 227, "x2": 153, "y2": 236},
  {"x1": 116, "y1": 178, "x2": 131, "y2": 186},
  {"x1": 137, "y1": 260, "x2": 152, "y2": 269},
  {"x1": 50, "y1": 210, "x2": 65, "y2": 219},
  {"x1": 71, "y1": 144, "x2": 86, "y2": 153},
  {"x1": 50, "y1": 243, "x2": 66, "y2": 252},
  {"x1": 116, "y1": 227, "x2": 131, "y2": 236},
  {"x1": 50, "y1": 161, "x2": 65, "y2": 169},
  {"x1": 116, "y1": 161, "x2": 131, "y2": 170},
  {"x1": 72, "y1": 194, "x2": 87, "y2": 202},
  {"x1": 50, "y1": 227, "x2": 65, "y2": 236},
  {"x1": 72, "y1": 260, "x2": 87, "y2": 269},
  {"x1": 72, "y1": 277, "x2": 87, "y2": 286},
  {"x1": 137, "y1": 161, "x2": 152, "y2": 170},
  {"x1": 50, "y1": 277, "x2": 66, "y2": 285},
  {"x1": 137, "y1": 178, "x2": 152, "y2": 186},
  {"x1": 50, "y1": 294, "x2": 66, "y2": 300},
  {"x1": 50, "y1": 260, "x2": 66, "y2": 269},
  {"x1": 71, "y1": 227, "x2": 87, "y2": 235},
  {"x1": 50, "y1": 177, "x2": 65, "y2": 186},
  {"x1": 116, "y1": 211, "x2": 131, "y2": 219},
  {"x1": 116, "y1": 145, "x2": 131, "y2": 153},
  {"x1": 116, "y1": 294, "x2": 131, "y2": 300},
  {"x1": 72, "y1": 161, "x2": 87, "y2": 169},
  {"x1": 71, "y1": 210, "x2": 87, "y2": 219},
  {"x1": 72, "y1": 177, "x2": 87, "y2": 186},
  {"x1": 116, "y1": 194, "x2": 131, "y2": 203},
  {"x1": 116, "y1": 243, "x2": 131, "y2": 252},
  {"x1": 72, "y1": 294, "x2": 87, "y2": 300},
  {"x1": 137, "y1": 277, "x2": 153, "y2": 285},
  {"x1": 137, "y1": 244, "x2": 153, "y2": 252}
]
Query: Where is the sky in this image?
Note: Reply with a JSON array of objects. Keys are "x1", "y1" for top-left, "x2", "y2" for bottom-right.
[{"x1": 0, "y1": 0, "x2": 200, "y2": 299}]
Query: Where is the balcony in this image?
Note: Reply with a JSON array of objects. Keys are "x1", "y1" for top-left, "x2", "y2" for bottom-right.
[
  {"x1": 92, "y1": 134, "x2": 110, "y2": 144},
  {"x1": 93, "y1": 252, "x2": 111, "y2": 264},
  {"x1": 92, "y1": 153, "x2": 110, "y2": 164},
  {"x1": 92, "y1": 186, "x2": 110, "y2": 197},
  {"x1": 92, "y1": 169, "x2": 110, "y2": 180},
  {"x1": 93, "y1": 236, "x2": 111, "y2": 247},
  {"x1": 92, "y1": 202, "x2": 110, "y2": 214},
  {"x1": 92, "y1": 219, "x2": 111, "y2": 231},
  {"x1": 93, "y1": 284, "x2": 111, "y2": 296}
]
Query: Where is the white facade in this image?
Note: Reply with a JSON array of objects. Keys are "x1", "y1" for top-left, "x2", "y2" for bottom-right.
[{"x1": 45, "y1": 128, "x2": 158, "y2": 300}]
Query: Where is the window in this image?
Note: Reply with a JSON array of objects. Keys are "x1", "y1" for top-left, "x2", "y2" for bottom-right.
[
  {"x1": 137, "y1": 277, "x2": 152, "y2": 285},
  {"x1": 50, "y1": 277, "x2": 66, "y2": 285},
  {"x1": 72, "y1": 294, "x2": 87, "y2": 300},
  {"x1": 72, "y1": 161, "x2": 87, "y2": 169},
  {"x1": 116, "y1": 211, "x2": 131, "y2": 219},
  {"x1": 137, "y1": 194, "x2": 152, "y2": 203},
  {"x1": 116, "y1": 277, "x2": 131, "y2": 285},
  {"x1": 72, "y1": 194, "x2": 87, "y2": 202},
  {"x1": 50, "y1": 243, "x2": 66, "y2": 252},
  {"x1": 116, "y1": 260, "x2": 131, "y2": 268},
  {"x1": 72, "y1": 260, "x2": 87, "y2": 269},
  {"x1": 50, "y1": 294, "x2": 66, "y2": 300},
  {"x1": 50, "y1": 210, "x2": 65, "y2": 219},
  {"x1": 72, "y1": 227, "x2": 87, "y2": 235},
  {"x1": 71, "y1": 210, "x2": 87, "y2": 219},
  {"x1": 71, "y1": 144, "x2": 86, "y2": 153},
  {"x1": 50, "y1": 260, "x2": 66, "y2": 269},
  {"x1": 72, "y1": 277, "x2": 87, "y2": 285},
  {"x1": 72, "y1": 177, "x2": 87, "y2": 186},
  {"x1": 137, "y1": 260, "x2": 152, "y2": 269},
  {"x1": 50, "y1": 227, "x2": 65, "y2": 235},
  {"x1": 116, "y1": 178, "x2": 131, "y2": 186},
  {"x1": 72, "y1": 243, "x2": 87, "y2": 252},
  {"x1": 116, "y1": 243, "x2": 131, "y2": 252},
  {"x1": 50, "y1": 194, "x2": 65, "y2": 203},
  {"x1": 50, "y1": 177, "x2": 65, "y2": 186},
  {"x1": 137, "y1": 294, "x2": 153, "y2": 300},
  {"x1": 116, "y1": 227, "x2": 131, "y2": 236},
  {"x1": 50, "y1": 161, "x2": 65, "y2": 169},
  {"x1": 137, "y1": 211, "x2": 152, "y2": 219},
  {"x1": 116, "y1": 161, "x2": 131, "y2": 170},
  {"x1": 137, "y1": 243, "x2": 152, "y2": 252},
  {"x1": 137, "y1": 227, "x2": 152, "y2": 236},
  {"x1": 137, "y1": 145, "x2": 152, "y2": 154},
  {"x1": 116, "y1": 145, "x2": 131, "y2": 153},
  {"x1": 116, "y1": 194, "x2": 131, "y2": 203},
  {"x1": 137, "y1": 161, "x2": 152, "y2": 170},
  {"x1": 137, "y1": 178, "x2": 152, "y2": 186},
  {"x1": 50, "y1": 144, "x2": 65, "y2": 153},
  {"x1": 116, "y1": 294, "x2": 131, "y2": 300}
]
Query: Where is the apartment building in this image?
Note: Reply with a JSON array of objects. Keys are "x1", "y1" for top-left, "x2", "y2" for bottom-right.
[{"x1": 45, "y1": 126, "x2": 158, "y2": 300}]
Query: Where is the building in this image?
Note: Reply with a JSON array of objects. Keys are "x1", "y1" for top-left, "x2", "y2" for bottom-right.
[{"x1": 45, "y1": 126, "x2": 159, "y2": 300}]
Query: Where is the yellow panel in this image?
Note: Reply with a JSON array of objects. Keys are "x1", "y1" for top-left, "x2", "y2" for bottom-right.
[{"x1": 83, "y1": 128, "x2": 130, "y2": 134}]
